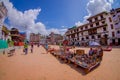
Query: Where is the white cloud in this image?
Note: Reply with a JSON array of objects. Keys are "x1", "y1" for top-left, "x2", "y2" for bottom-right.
[
  {"x1": 1, "y1": 0, "x2": 68, "y2": 38},
  {"x1": 1, "y1": 0, "x2": 48, "y2": 39},
  {"x1": 75, "y1": 21, "x2": 83, "y2": 27},
  {"x1": 84, "y1": 0, "x2": 113, "y2": 20},
  {"x1": 48, "y1": 28, "x2": 67, "y2": 35},
  {"x1": 2, "y1": 0, "x2": 115, "y2": 38},
  {"x1": 58, "y1": 28, "x2": 67, "y2": 35},
  {"x1": 108, "y1": 0, "x2": 114, "y2": 4},
  {"x1": 48, "y1": 28, "x2": 60, "y2": 34},
  {"x1": 75, "y1": 0, "x2": 114, "y2": 26},
  {"x1": 61, "y1": 26, "x2": 66, "y2": 28}
]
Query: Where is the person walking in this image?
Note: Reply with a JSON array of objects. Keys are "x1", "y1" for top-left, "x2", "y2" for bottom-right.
[
  {"x1": 45, "y1": 43, "x2": 48, "y2": 53},
  {"x1": 30, "y1": 42, "x2": 34, "y2": 53},
  {"x1": 37, "y1": 42, "x2": 40, "y2": 47},
  {"x1": 89, "y1": 48, "x2": 94, "y2": 56},
  {"x1": 97, "y1": 46, "x2": 103, "y2": 61},
  {"x1": 24, "y1": 42, "x2": 28, "y2": 55}
]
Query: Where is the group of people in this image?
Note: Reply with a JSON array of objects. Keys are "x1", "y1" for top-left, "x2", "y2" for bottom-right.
[
  {"x1": 49, "y1": 45, "x2": 103, "y2": 69},
  {"x1": 88, "y1": 46, "x2": 103, "y2": 61},
  {"x1": 23, "y1": 42, "x2": 48, "y2": 55},
  {"x1": 71, "y1": 46, "x2": 103, "y2": 67},
  {"x1": 23, "y1": 41, "x2": 34, "y2": 55}
]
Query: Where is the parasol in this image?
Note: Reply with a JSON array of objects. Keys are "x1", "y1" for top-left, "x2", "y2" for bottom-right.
[{"x1": 89, "y1": 41, "x2": 100, "y2": 47}]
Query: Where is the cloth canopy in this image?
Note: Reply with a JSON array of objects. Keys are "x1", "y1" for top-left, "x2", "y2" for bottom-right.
[
  {"x1": 0, "y1": 40, "x2": 8, "y2": 49},
  {"x1": 89, "y1": 41, "x2": 100, "y2": 47}
]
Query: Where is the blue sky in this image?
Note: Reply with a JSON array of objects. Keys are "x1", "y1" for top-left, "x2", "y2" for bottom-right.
[
  {"x1": 3, "y1": 0, "x2": 120, "y2": 35},
  {"x1": 9, "y1": 0, "x2": 89, "y2": 29}
]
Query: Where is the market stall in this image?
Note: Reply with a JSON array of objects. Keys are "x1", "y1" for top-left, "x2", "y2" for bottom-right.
[{"x1": 49, "y1": 45, "x2": 103, "y2": 74}]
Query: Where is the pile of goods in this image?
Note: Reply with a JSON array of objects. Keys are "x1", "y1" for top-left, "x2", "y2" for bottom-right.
[{"x1": 49, "y1": 47, "x2": 103, "y2": 73}]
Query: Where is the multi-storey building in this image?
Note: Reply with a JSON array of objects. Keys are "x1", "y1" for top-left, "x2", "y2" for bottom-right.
[
  {"x1": 19, "y1": 32, "x2": 26, "y2": 41},
  {"x1": 110, "y1": 8, "x2": 120, "y2": 45},
  {"x1": 0, "y1": 2, "x2": 7, "y2": 39},
  {"x1": 48, "y1": 32, "x2": 63, "y2": 45},
  {"x1": 30, "y1": 33, "x2": 41, "y2": 44},
  {"x1": 65, "y1": 11, "x2": 116, "y2": 46},
  {"x1": 2, "y1": 25, "x2": 11, "y2": 40},
  {"x1": 10, "y1": 28, "x2": 26, "y2": 46}
]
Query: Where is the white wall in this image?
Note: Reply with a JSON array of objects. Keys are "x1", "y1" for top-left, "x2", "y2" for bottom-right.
[{"x1": 105, "y1": 13, "x2": 116, "y2": 38}]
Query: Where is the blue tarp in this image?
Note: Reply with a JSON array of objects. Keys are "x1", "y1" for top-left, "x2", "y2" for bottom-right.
[{"x1": 89, "y1": 41, "x2": 100, "y2": 47}]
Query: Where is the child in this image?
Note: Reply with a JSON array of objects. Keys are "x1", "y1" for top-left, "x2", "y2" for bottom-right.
[{"x1": 24, "y1": 42, "x2": 28, "y2": 55}]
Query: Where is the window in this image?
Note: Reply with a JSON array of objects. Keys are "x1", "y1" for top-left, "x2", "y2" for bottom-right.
[
  {"x1": 86, "y1": 36, "x2": 89, "y2": 39},
  {"x1": 95, "y1": 17, "x2": 98, "y2": 21},
  {"x1": 111, "y1": 24, "x2": 114, "y2": 29},
  {"x1": 89, "y1": 20, "x2": 92, "y2": 23},
  {"x1": 81, "y1": 32, "x2": 83, "y2": 35},
  {"x1": 96, "y1": 22, "x2": 99, "y2": 26},
  {"x1": 77, "y1": 33, "x2": 79, "y2": 37},
  {"x1": 98, "y1": 35, "x2": 101, "y2": 38},
  {"x1": 112, "y1": 32, "x2": 115, "y2": 37},
  {"x1": 82, "y1": 38, "x2": 84, "y2": 41},
  {"x1": 100, "y1": 15, "x2": 103, "y2": 19},
  {"x1": 85, "y1": 26, "x2": 88, "y2": 29},
  {"x1": 117, "y1": 10, "x2": 120, "y2": 13},
  {"x1": 103, "y1": 27, "x2": 106, "y2": 31},
  {"x1": 104, "y1": 34, "x2": 108, "y2": 38},
  {"x1": 113, "y1": 15, "x2": 115, "y2": 17},
  {"x1": 102, "y1": 21, "x2": 105, "y2": 24},
  {"x1": 117, "y1": 31, "x2": 120, "y2": 34},
  {"x1": 74, "y1": 30, "x2": 76, "y2": 32},
  {"x1": 77, "y1": 29, "x2": 79, "y2": 32},
  {"x1": 115, "y1": 23, "x2": 118, "y2": 25},
  {"x1": 88, "y1": 29, "x2": 97, "y2": 35},
  {"x1": 109, "y1": 17, "x2": 112, "y2": 22},
  {"x1": 92, "y1": 35, "x2": 95, "y2": 39},
  {"x1": 90, "y1": 24, "x2": 93, "y2": 27},
  {"x1": 81, "y1": 27, "x2": 83, "y2": 30},
  {"x1": 75, "y1": 39, "x2": 76, "y2": 41}
]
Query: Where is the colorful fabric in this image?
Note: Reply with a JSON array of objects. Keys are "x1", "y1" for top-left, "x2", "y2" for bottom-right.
[
  {"x1": 24, "y1": 44, "x2": 28, "y2": 48},
  {"x1": 0, "y1": 40, "x2": 8, "y2": 49}
]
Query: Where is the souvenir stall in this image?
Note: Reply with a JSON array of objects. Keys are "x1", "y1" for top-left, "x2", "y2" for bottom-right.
[{"x1": 49, "y1": 41, "x2": 103, "y2": 73}]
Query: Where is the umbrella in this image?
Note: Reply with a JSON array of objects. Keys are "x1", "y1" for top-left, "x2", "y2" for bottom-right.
[{"x1": 89, "y1": 41, "x2": 100, "y2": 47}]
